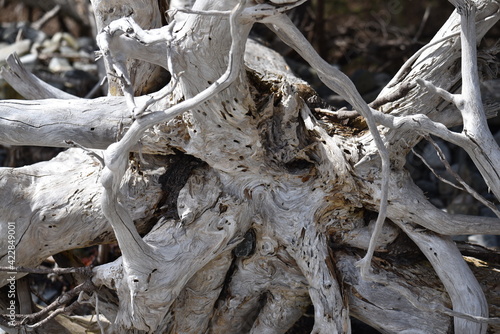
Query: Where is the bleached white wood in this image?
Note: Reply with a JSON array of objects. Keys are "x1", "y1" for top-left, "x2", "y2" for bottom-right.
[
  {"x1": 210, "y1": 223, "x2": 309, "y2": 334},
  {"x1": 417, "y1": 1, "x2": 500, "y2": 202},
  {"x1": 368, "y1": 0, "x2": 500, "y2": 168},
  {"x1": 0, "y1": 98, "x2": 131, "y2": 150},
  {"x1": 1, "y1": 0, "x2": 500, "y2": 333},
  {"x1": 335, "y1": 252, "x2": 452, "y2": 334},
  {"x1": 169, "y1": 251, "x2": 233, "y2": 333},
  {"x1": 261, "y1": 12, "x2": 390, "y2": 281},
  {"x1": 0, "y1": 148, "x2": 164, "y2": 283},
  {"x1": 397, "y1": 222, "x2": 488, "y2": 334},
  {"x1": 93, "y1": 167, "x2": 254, "y2": 331},
  {"x1": 90, "y1": 0, "x2": 167, "y2": 96},
  {"x1": 1, "y1": 54, "x2": 77, "y2": 100},
  {"x1": 383, "y1": 172, "x2": 500, "y2": 235}
]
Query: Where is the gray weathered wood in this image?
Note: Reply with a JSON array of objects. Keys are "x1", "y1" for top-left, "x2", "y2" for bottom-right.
[{"x1": 1, "y1": 0, "x2": 499, "y2": 333}]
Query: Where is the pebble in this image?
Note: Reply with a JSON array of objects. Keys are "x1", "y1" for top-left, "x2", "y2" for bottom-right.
[
  {"x1": 48, "y1": 56, "x2": 73, "y2": 72},
  {"x1": 72, "y1": 61, "x2": 98, "y2": 74},
  {"x1": 0, "y1": 39, "x2": 31, "y2": 64}
]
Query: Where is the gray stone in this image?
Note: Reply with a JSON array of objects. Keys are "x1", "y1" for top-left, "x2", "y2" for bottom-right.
[
  {"x1": 0, "y1": 39, "x2": 31, "y2": 65},
  {"x1": 48, "y1": 57, "x2": 72, "y2": 73}
]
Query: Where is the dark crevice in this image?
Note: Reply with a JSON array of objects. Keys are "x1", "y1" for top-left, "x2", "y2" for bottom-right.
[{"x1": 155, "y1": 151, "x2": 206, "y2": 221}]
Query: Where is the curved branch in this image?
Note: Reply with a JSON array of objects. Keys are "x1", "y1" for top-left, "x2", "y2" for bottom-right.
[
  {"x1": 264, "y1": 12, "x2": 390, "y2": 280},
  {"x1": 396, "y1": 221, "x2": 488, "y2": 334},
  {"x1": 417, "y1": 1, "x2": 500, "y2": 201},
  {"x1": 368, "y1": 171, "x2": 500, "y2": 235},
  {"x1": 1, "y1": 54, "x2": 77, "y2": 100},
  {"x1": 96, "y1": 6, "x2": 253, "y2": 327}
]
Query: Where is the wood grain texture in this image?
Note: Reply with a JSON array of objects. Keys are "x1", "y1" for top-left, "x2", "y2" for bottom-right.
[{"x1": 0, "y1": 0, "x2": 499, "y2": 333}]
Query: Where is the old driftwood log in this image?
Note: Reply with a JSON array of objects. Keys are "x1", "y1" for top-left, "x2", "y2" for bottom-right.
[{"x1": 1, "y1": 0, "x2": 500, "y2": 333}]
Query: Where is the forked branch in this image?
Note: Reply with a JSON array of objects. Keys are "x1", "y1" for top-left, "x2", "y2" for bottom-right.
[
  {"x1": 417, "y1": 0, "x2": 500, "y2": 199},
  {"x1": 262, "y1": 12, "x2": 390, "y2": 280}
]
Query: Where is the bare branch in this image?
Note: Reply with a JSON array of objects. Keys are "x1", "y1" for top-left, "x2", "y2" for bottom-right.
[
  {"x1": 416, "y1": 78, "x2": 463, "y2": 106},
  {"x1": 411, "y1": 147, "x2": 466, "y2": 191},
  {"x1": 1, "y1": 54, "x2": 77, "y2": 100},
  {"x1": 31, "y1": 5, "x2": 61, "y2": 30},
  {"x1": 426, "y1": 136, "x2": 500, "y2": 218},
  {"x1": 397, "y1": 221, "x2": 488, "y2": 334},
  {"x1": 418, "y1": 0, "x2": 500, "y2": 201},
  {"x1": 0, "y1": 97, "x2": 132, "y2": 150},
  {"x1": 380, "y1": 171, "x2": 500, "y2": 235},
  {"x1": 262, "y1": 12, "x2": 391, "y2": 281}
]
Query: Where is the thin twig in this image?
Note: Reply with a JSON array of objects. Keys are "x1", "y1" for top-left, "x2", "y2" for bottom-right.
[
  {"x1": 426, "y1": 136, "x2": 500, "y2": 218},
  {"x1": 26, "y1": 299, "x2": 81, "y2": 329},
  {"x1": 411, "y1": 148, "x2": 465, "y2": 191},
  {"x1": 133, "y1": 71, "x2": 183, "y2": 118},
  {"x1": 32, "y1": 5, "x2": 61, "y2": 31},
  {"x1": 0, "y1": 280, "x2": 95, "y2": 328},
  {"x1": 94, "y1": 294, "x2": 106, "y2": 334},
  {"x1": 413, "y1": 5, "x2": 432, "y2": 42},
  {"x1": 0, "y1": 266, "x2": 92, "y2": 276}
]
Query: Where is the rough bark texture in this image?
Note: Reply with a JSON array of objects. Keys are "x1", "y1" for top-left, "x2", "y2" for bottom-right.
[{"x1": 0, "y1": 0, "x2": 500, "y2": 333}]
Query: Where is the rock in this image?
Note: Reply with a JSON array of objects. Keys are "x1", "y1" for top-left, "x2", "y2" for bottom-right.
[
  {"x1": 72, "y1": 61, "x2": 98, "y2": 74},
  {"x1": 48, "y1": 57, "x2": 73, "y2": 73},
  {"x1": 52, "y1": 32, "x2": 79, "y2": 50},
  {"x1": 20, "y1": 25, "x2": 47, "y2": 44},
  {"x1": 59, "y1": 45, "x2": 80, "y2": 58},
  {"x1": 0, "y1": 39, "x2": 31, "y2": 65}
]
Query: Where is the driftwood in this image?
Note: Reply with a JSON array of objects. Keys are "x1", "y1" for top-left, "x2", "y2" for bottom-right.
[{"x1": 0, "y1": 0, "x2": 500, "y2": 333}]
